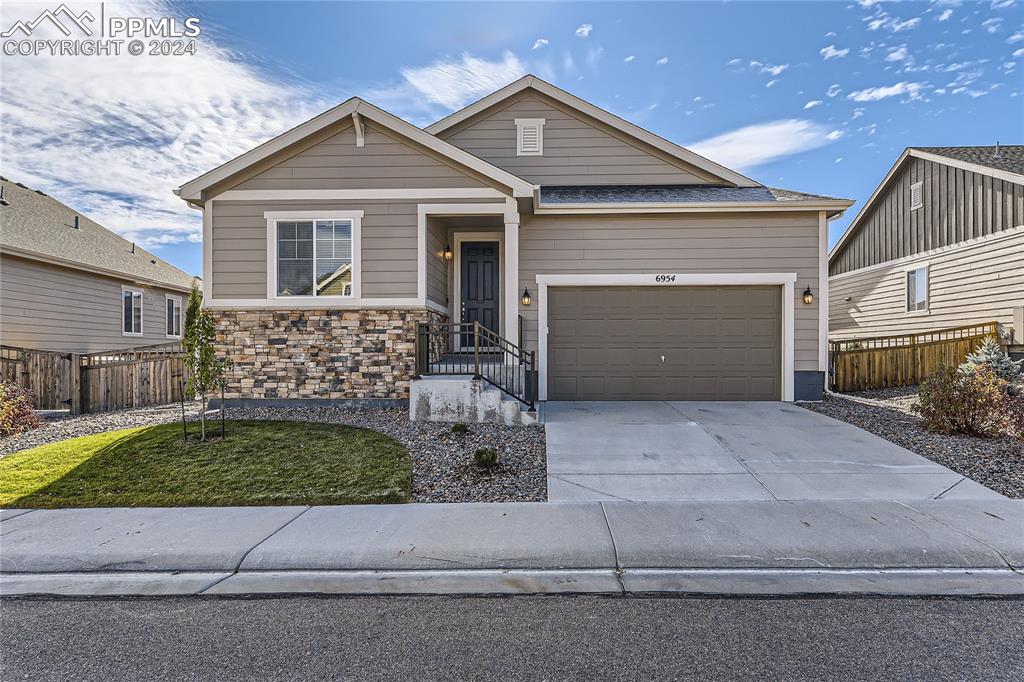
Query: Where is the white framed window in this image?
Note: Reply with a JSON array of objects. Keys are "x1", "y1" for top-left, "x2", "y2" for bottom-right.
[
  {"x1": 910, "y1": 181, "x2": 923, "y2": 210},
  {"x1": 165, "y1": 295, "x2": 183, "y2": 338},
  {"x1": 265, "y1": 211, "x2": 362, "y2": 300},
  {"x1": 906, "y1": 265, "x2": 928, "y2": 313},
  {"x1": 515, "y1": 118, "x2": 544, "y2": 156},
  {"x1": 122, "y1": 287, "x2": 143, "y2": 336}
]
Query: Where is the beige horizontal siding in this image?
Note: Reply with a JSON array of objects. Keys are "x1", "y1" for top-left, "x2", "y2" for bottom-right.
[
  {"x1": 227, "y1": 121, "x2": 493, "y2": 192},
  {"x1": 209, "y1": 198, "x2": 501, "y2": 301},
  {"x1": 439, "y1": 92, "x2": 716, "y2": 186},
  {"x1": 829, "y1": 228, "x2": 1024, "y2": 340},
  {"x1": 0, "y1": 255, "x2": 185, "y2": 352},
  {"x1": 517, "y1": 212, "x2": 822, "y2": 371}
]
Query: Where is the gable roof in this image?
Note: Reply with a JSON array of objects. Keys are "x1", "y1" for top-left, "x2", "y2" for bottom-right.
[
  {"x1": 176, "y1": 98, "x2": 536, "y2": 202},
  {"x1": 913, "y1": 145, "x2": 1024, "y2": 177},
  {"x1": 425, "y1": 75, "x2": 760, "y2": 188},
  {"x1": 539, "y1": 185, "x2": 849, "y2": 205},
  {"x1": 828, "y1": 145, "x2": 1024, "y2": 262},
  {"x1": 0, "y1": 177, "x2": 196, "y2": 291}
]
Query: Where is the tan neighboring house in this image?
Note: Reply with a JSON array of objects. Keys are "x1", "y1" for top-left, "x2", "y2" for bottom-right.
[
  {"x1": 176, "y1": 75, "x2": 852, "y2": 404},
  {"x1": 0, "y1": 178, "x2": 197, "y2": 352},
  {"x1": 829, "y1": 146, "x2": 1024, "y2": 353}
]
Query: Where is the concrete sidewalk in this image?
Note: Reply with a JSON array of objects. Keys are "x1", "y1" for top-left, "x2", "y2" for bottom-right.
[{"x1": 1, "y1": 500, "x2": 1022, "y2": 597}]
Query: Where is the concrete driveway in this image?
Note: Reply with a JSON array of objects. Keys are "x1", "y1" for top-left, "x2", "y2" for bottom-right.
[{"x1": 542, "y1": 401, "x2": 1004, "y2": 502}]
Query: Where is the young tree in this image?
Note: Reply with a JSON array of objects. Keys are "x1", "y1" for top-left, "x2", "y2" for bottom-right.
[
  {"x1": 960, "y1": 338, "x2": 1023, "y2": 382},
  {"x1": 184, "y1": 281, "x2": 202, "y2": 334},
  {"x1": 182, "y1": 286, "x2": 225, "y2": 441}
]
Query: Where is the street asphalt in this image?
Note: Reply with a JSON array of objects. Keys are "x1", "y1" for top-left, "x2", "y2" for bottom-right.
[{"x1": 3, "y1": 595, "x2": 1023, "y2": 681}]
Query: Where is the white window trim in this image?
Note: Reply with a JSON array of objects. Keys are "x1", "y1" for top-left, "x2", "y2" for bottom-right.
[
  {"x1": 910, "y1": 181, "x2": 923, "y2": 211},
  {"x1": 265, "y1": 210, "x2": 363, "y2": 303},
  {"x1": 904, "y1": 263, "x2": 929, "y2": 315},
  {"x1": 515, "y1": 118, "x2": 545, "y2": 156},
  {"x1": 165, "y1": 294, "x2": 183, "y2": 339},
  {"x1": 121, "y1": 285, "x2": 144, "y2": 337},
  {"x1": 534, "y1": 273, "x2": 798, "y2": 402}
]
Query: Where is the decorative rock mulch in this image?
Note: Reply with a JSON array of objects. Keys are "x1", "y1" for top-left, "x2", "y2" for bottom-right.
[
  {"x1": 0, "y1": 404, "x2": 547, "y2": 504},
  {"x1": 801, "y1": 387, "x2": 1024, "y2": 499}
]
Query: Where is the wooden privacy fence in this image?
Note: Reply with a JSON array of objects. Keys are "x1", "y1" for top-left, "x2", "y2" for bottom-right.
[
  {"x1": 829, "y1": 322, "x2": 999, "y2": 392},
  {"x1": 0, "y1": 342, "x2": 188, "y2": 413}
]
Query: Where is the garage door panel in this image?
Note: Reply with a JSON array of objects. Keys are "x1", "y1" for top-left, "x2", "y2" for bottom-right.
[{"x1": 548, "y1": 285, "x2": 781, "y2": 400}]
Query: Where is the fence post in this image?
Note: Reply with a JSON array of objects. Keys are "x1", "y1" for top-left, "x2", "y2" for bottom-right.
[{"x1": 68, "y1": 354, "x2": 82, "y2": 414}]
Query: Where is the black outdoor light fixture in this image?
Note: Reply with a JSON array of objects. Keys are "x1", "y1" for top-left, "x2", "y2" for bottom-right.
[
  {"x1": 803, "y1": 286, "x2": 814, "y2": 305},
  {"x1": 442, "y1": 244, "x2": 453, "y2": 262},
  {"x1": 521, "y1": 287, "x2": 532, "y2": 306}
]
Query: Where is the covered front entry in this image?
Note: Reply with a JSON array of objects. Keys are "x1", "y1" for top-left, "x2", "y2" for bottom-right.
[
  {"x1": 459, "y1": 241, "x2": 500, "y2": 334},
  {"x1": 547, "y1": 285, "x2": 782, "y2": 401}
]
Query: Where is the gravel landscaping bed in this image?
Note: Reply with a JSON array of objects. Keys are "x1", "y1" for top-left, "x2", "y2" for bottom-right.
[
  {"x1": 801, "y1": 387, "x2": 1024, "y2": 498},
  {"x1": 0, "y1": 404, "x2": 547, "y2": 503}
]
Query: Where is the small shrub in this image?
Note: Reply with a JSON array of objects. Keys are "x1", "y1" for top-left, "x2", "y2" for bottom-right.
[
  {"x1": 1006, "y1": 392, "x2": 1024, "y2": 440},
  {"x1": 450, "y1": 422, "x2": 470, "y2": 436},
  {"x1": 473, "y1": 447, "x2": 498, "y2": 468},
  {"x1": 0, "y1": 380, "x2": 43, "y2": 438},
  {"x1": 912, "y1": 364, "x2": 1009, "y2": 437},
  {"x1": 959, "y1": 338, "x2": 1023, "y2": 382}
]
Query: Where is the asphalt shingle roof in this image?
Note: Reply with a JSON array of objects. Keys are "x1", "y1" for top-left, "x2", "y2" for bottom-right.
[
  {"x1": 912, "y1": 145, "x2": 1024, "y2": 177},
  {"x1": 539, "y1": 185, "x2": 848, "y2": 204},
  {"x1": 0, "y1": 178, "x2": 196, "y2": 290}
]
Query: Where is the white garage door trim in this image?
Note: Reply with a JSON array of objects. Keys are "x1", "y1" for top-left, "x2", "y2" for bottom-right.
[{"x1": 535, "y1": 273, "x2": 797, "y2": 402}]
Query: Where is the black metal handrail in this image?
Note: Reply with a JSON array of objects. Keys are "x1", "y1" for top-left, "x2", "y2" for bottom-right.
[{"x1": 415, "y1": 321, "x2": 536, "y2": 410}]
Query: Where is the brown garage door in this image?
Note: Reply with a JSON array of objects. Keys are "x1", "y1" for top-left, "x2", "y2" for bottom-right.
[{"x1": 547, "y1": 286, "x2": 781, "y2": 400}]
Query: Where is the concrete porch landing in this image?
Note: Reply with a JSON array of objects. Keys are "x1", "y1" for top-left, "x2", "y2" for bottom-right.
[{"x1": 541, "y1": 401, "x2": 1003, "y2": 503}]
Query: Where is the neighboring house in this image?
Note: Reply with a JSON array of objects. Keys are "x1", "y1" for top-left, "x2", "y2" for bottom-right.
[
  {"x1": 0, "y1": 178, "x2": 198, "y2": 353},
  {"x1": 176, "y1": 75, "x2": 852, "y2": 403},
  {"x1": 828, "y1": 146, "x2": 1024, "y2": 351}
]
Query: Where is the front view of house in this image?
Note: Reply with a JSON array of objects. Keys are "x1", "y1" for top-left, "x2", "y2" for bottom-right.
[{"x1": 176, "y1": 76, "x2": 851, "y2": 406}]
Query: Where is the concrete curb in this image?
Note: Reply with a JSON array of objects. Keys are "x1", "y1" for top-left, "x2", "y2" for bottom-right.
[{"x1": 3, "y1": 568, "x2": 1023, "y2": 598}]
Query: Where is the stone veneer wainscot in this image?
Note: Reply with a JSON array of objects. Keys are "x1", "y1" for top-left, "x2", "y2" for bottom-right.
[{"x1": 212, "y1": 308, "x2": 445, "y2": 401}]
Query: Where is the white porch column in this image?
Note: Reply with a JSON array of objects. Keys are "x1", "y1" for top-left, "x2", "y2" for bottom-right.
[{"x1": 503, "y1": 212, "x2": 520, "y2": 344}]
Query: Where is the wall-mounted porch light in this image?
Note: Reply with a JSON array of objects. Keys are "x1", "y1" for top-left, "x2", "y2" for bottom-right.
[
  {"x1": 521, "y1": 287, "x2": 532, "y2": 306},
  {"x1": 802, "y1": 286, "x2": 814, "y2": 305},
  {"x1": 442, "y1": 244, "x2": 453, "y2": 262}
]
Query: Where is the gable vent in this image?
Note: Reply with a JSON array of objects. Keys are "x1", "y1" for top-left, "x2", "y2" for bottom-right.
[
  {"x1": 910, "y1": 181, "x2": 923, "y2": 210},
  {"x1": 515, "y1": 118, "x2": 544, "y2": 156}
]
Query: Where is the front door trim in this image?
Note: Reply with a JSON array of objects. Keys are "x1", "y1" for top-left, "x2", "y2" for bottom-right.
[
  {"x1": 535, "y1": 273, "x2": 797, "y2": 402},
  {"x1": 454, "y1": 231, "x2": 504, "y2": 344}
]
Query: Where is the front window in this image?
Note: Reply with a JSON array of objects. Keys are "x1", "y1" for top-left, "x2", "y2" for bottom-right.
[
  {"x1": 166, "y1": 296, "x2": 182, "y2": 337},
  {"x1": 906, "y1": 266, "x2": 928, "y2": 312},
  {"x1": 276, "y1": 219, "x2": 353, "y2": 296},
  {"x1": 123, "y1": 288, "x2": 143, "y2": 335}
]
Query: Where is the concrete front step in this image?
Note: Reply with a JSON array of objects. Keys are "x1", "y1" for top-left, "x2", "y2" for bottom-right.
[{"x1": 409, "y1": 375, "x2": 536, "y2": 425}]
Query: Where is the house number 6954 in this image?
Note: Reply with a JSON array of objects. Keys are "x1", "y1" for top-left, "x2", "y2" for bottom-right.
[{"x1": 655, "y1": 274, "x2": 676, "y2": 283}]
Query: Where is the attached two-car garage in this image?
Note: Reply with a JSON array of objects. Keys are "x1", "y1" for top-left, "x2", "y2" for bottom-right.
[{"x1": 545, "y1": 285, "x2": 782, "y2": 401}]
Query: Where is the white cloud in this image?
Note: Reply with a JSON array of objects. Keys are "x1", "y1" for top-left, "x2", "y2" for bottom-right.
[
  {"x1": 0, "y1": 0, "x2": 335, "y2": 249},
  {"x1": 656, "y1": 56, "x2": 669, "y2": 65},
  {"x1": 937, "y1": 9, "x2": 953, "y2": 21},
  {"x1": 867, "y1": 12, "x2": 922, "y2": 33},
  {"x1": 991, "y1": 0, "x2": 1015, "y2": 8},
  {"x1": 825, "y1": 31, "x2": 837, "y2": 37},
  {"x1": 688, "y1": 119, "x2": 842, "y2": 170},
  {"x1": 835, "y1": 157, "x2": 843, "y2": 163},
  {"x1": 750, "y1": 60, "x2": 789, "y2": 75},
  {"x1": 624, "y1": 55, "x2": 636, "y2": 63},
  {"x1": 804, "y1": 100, "x2": 823, "y2": 109},
  {"x1": 1014, "y1": 48, "x2": 1024, "y2": 58},
  {"x1": 826, "y1": 130, "x2": 844, "y2": 141},
  {"x1": 401, "y1": 52, "x2": 525, "y2": 109},
  {"x1": 858, "y1": 0, "x2": 882, "y2": 6},
  {"x1": 886, "y1": 46, "x2": 910, "y2": 62},
  {"x1": 820, "y1": 45, "x2": 850, "y2": 60},
  {"x1": 766, "y1": 79, "x2": 778, "y2": 88},
  {"x1": 728, "y1": 57, "x2": 743, "y2": 66},
  {"x1": 575, "y1": 23, "x2": 593, "y2": 38},
  {"x1": 847, "y1": 81, "x2": 927, "y2": 101},
  {"x1": 983, "y1": 18, "x2": 1004, "y2": 33},
  {"x1": 1010, "y1": 32, "x2": 1024, "y2": 43},
  {"x1": 852, "y1": 107, "x2": 865, "y2": 118},
  {"x1": 827, "y1": 84, "x2": 842, "y2": 97},
  {"x1": 532, "y1": 38, "x2": 548, "y2": 50},
  {"x1": 693, "y1": 96, "x2": 703, "y2": 102}
]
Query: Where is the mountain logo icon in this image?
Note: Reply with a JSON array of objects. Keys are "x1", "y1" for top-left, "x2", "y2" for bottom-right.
[{"x1": 2, "y1": 4, "x2": 96, "y2": 38}]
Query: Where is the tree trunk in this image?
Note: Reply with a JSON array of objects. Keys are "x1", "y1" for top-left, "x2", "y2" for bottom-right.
[{"x1": 200, "y1": 393, "x2": 207, "y2": 441}]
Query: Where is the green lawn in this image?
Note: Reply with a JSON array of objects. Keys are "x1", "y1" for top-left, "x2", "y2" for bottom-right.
[{"x1": 0, "y1": 420, "x2": 412, "y2": 508}]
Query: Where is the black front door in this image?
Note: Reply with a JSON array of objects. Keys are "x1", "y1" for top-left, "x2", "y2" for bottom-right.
[{"x1": 460, "y1": 241, "x2": 500, "y2": 343}]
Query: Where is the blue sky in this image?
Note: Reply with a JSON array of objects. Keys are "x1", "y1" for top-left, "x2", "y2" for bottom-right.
[{"x1": 2, "y1": 0, "x2": 1021, "y2": 277}]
